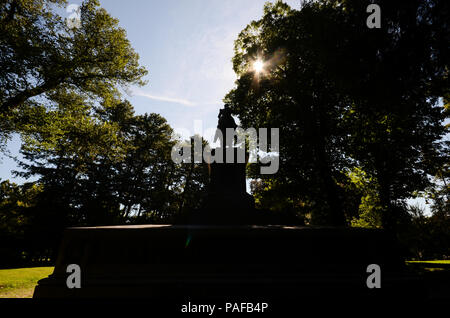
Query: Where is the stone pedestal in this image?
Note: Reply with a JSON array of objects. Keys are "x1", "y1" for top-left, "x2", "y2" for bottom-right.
[
  {"x1": 190, "y1": 146, "x2": 256, "y2": 224},
  {"x1": 33, "y1": 225, "x2": 423, "y2": 300}
]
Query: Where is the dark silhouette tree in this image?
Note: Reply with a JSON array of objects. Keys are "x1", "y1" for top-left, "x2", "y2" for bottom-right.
[
  {"x1": 225, "y1": 1, "x2": 448, "y2": 229},
  {"x1": 225, "y1": 2, "x2": 352, "y2": 225},
  {"x1": 176, "y1": 135, "x2": 210, "y2": 217},
  {"x1": 319, "y1": 0, "x2": 449, "y2": 232}
]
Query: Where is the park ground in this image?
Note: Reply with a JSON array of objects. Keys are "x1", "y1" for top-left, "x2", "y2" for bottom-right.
[
  {"x1": 0, "y1": 267, "x2": 53, "y2": 298},
  {"x1": 0, "y1": 261, "x2": 449, "y2": 298}
]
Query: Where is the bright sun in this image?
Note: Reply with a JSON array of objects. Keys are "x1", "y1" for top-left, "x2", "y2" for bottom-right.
[{"x1": 253, "y1": 60, "x2": 264, "y2": 73}]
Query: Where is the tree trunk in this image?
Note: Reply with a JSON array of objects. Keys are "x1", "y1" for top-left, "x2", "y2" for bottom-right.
[{"x1": 310, "y1": 100, "x2": 345, "y2": 226}]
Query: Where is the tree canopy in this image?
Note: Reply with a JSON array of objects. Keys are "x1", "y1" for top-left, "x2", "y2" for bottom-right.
[
  {"x1": 0, "y1": 0, "x2": 147, "y2": 114},
  {"x1": 225, "y1": 0, "x2": 449, "y2": 229}
]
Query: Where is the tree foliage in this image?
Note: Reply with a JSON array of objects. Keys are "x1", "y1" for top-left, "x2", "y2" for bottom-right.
[
  {"x1": 0, "y1": 0, "x2": 147, "y2": 114},
  {"x1": 225, "y1": 0, "x2": 449, "y2": 229}
]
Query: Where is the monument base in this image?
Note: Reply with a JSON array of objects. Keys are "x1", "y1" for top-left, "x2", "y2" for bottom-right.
[
  {"x1": 33, "y1": 225, "x2": 425, "y2": 300},
  {"x1": 187, "y1": 191, "x2": 256, "y2": 224}
]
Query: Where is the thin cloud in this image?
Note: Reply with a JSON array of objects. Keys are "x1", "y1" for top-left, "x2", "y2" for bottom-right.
[
  {"x1": 132, "y1": 89, "x2": 222, "y2": 107},
  {"x1": 133, "y1": 90, "x2": 196, "y2": 106}
]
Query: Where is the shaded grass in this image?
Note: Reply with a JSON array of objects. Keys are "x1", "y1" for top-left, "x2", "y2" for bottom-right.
[
  {"x1": 0, "y1": 267, "x2": 54, "y2": 298},
  {"x1": 406, "y1": 260, "x2": 450, "y2": 264},
  {"x1": 406, "y1": 260, "x2": 450, "y2": 273}
]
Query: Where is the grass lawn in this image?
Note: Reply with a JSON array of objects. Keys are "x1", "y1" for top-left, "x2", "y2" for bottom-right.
[
  {"x1": 406, "y1": 260, "x2": 450, "y2": 264},
  {"x1": 0, "y1": 267, "x2": 54, "y2": 298},
  {"x1": 405, "y1": 260, "x2": 450, "y2": 273}
]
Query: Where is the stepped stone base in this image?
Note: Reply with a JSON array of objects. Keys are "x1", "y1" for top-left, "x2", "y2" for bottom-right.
[{"x1": 33, "y1": 224, "x2": 424, "y2": 300}]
